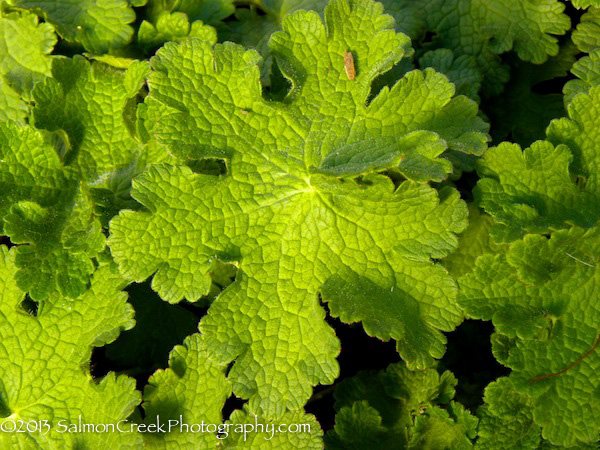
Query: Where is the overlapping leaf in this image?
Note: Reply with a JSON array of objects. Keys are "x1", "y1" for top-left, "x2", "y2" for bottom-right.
[
  {"x1": 476, "y1": 86, "x2": 600, "y2": 240},
  {"x1": 459, "y1": 227, "x2": 600, "y2": 446},
  {"x1": 0, "y1": 6, "x2": 55, "y2": 94},
  {"x1": 475, "y1": 141, "x2": 598, "y2": 240},
  {"x1": 218, "y1": 0, "x2": 328, "y2": 84},
  {"x1": 475, "y1": 378, "x2": 543, "y2": 449},
  {"x1": 418, "y1": 49, "x2": 481, "y2": 101},
  {"x1": 385, "y1": 0, "x2": 571, "y2": 96},
  {"x1": 573, "y1": 7, "x2": 600, "y2": 53},
  {"x1": 325, "y1": 362, "x2": 477, "y2": 449},
  {"x1": 138, "y1": 11, "x2": 217, "y2": 52},
  {"x1": 109, "y1": 0, "x2": 488, "y2": 417},
  {"x1": 564, "y1": 49, "x2": 600, "y2": 106},
  {"x1": 443, "y1": 205, "x2": 507, "y2": 278},
  {"x1": 0, "y1": 247, "x2": 141, "y2": 448},
  {"x1": 145, "y1": 0, "x2": 234, "y2": 26},
  {"x1": 547, "y1": 86, "x2": 600, "y2": 200},
  {"x1": 33, "y1": 56, "x2": 152, "y2": 181},
  {"x1": 142, "y1": 334, "x2": 231, "y2": 449},
  {"x1": 0, "y1": 6, "x2": 55, "y2": 122},
  {"x1": 10, "y1": 0, "x2": 136, "y2": 53},
  {"x1": 141, "y1": 333, "x2": 322, "y2": 448},
  {"x1": 485, "y1": 42, "x2": 578, "y2": 147},
  {"x1": 0, "y1": 122, "x2": 105, "y2": 299}
]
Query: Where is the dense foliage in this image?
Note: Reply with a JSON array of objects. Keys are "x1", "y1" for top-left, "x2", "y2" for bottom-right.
[{"x1": 0, "y1": 0, "x2": 598, "y2": 448}]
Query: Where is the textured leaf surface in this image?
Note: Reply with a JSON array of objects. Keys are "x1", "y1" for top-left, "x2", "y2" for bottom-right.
[
  {"x1": 418, "y1": 49, "x2": 481, "y2": 101},
  {"x1": 0, "y1": 247, "x2": 141, "y2": 448},
  {"x1": 32, "y1": 56, "x2": 151, "y2": 181},
  {"x1": 138, "y1": 11, "x2": 217, "y2": 52},
  {"x1": 564, "y1": 49, "x2": 600, "y2": 106},
  {"x1": 475, "y1": 141, "x2": 599, "y2": 239},
  {"x1": 547, "y1": 85, "x2": 600, "y2": 198},
  {"x1": 410, "y1": 402, "x2": 477, "y2": 449},
  {"x1": 217, "y1": 0, "x2": 328, "y2": 84},
  {"x1": 325, "y1": 362, "x2": 476, "y2": 449},
  {"x1": 443, "y1": 205, "x2": 506, "y2": 278},
  {"x1": 142, "y1": 334, "x2": 231, "y2": 449},
  {"x1": 475, "y1": 378, "x2": 542, "y2": 449},
  {"x1": 573, "y1": 7, "x2": 600, "y2": 53},
  {"x1": 0, "y1": 122, "x2": 105, "y2": 299},
  {"x1": 0, "y1": 7, "x2": 56, "y2": 123},
  {"x1": 109, "y1": 0, "x2": 484, "y2": 417},
  {"x1": 459, "y1": 227, "x2": 600, "y2": 446},
  {"x1": 145, "y1": 0, "x2": 234, "y2": 25},
  {"x1": 11, "y1": 0, "x2": 136, "y2": 53},
  {"x1": 0, "y1": 78, "x2": 28, "y2": 123},
  {"x1": 396, "y1": 0, "x2": 570, "y2": 95},
  {"x1": 0, "y1": 7, "x2": 55, "y2": 97}
]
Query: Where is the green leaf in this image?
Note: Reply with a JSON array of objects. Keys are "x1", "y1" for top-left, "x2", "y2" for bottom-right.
[
  {"x1": 458, "y1": 227, "x2": 600, "y2": 446},
  {"x1": 0, "y1": 77, "x2": 28, "y2": 123},
  {"x1": 217, "y1": 0, "x2": 328, "y2": 85},
  {"x1": 0, "y1": 122, "x2": 105, "y2": 300},
  {"x1": 325, "y1": 362, "x2": 476, "y2": 449},
  {"x1": 109, "y1": 0, "x2": 483, "y2": 416},
  {"x1": 138, "y1": 11, "x2": 217, "y2": 52},
  {"x1": 485, "y1": 42, "x2": 578, "y2": 147},
  {"x1": 326, "y1": 401, "x2": 394, "y2": 448},
  {"x1": 145, "y1": 0, "x2": 234, "y2": 25},
  {"x1": 84, "y1": 53, "x2": 139, "y2": 69},
  {"x1": 547, "y1": 85, "x2": 600, "y2": 198},
  {"x1": 410, "y1": 402, "x2": 477, "y2": 449},
  {"x1": 401, "y1": 0, "x2": 571, "y2": 95},
  {"x1": 32, "y1": 56, "x2": 157, "y2": 182},
  {"x1": 418, "y1": 49, "x2": 482, "y2": 101},
  {"x1": 0, "y1": 6, "x2": 55, "y2": 97},
  {"x1": 443, "y1": 205, "x2": 507, "y2": 278},
  {"x1": 474, "y1": 0, "x2": 570, "y2": 62},
  {"x1": 141, "y1": 334, "x2": 231, "y2": 448},
  {"x1": 476, "y1": 378, "x2": 542, "y2": 450},
  {"x1": 0, "y1": 246, "x2": 141, "y2": 448},
  {"x1": 564, "y1": 50, "x2": 600, "y2": 107},
  {"x1": 217, "y1": 7, "x2": 282, "y2": 86},
  {"x1": 475, "y1": 140, "x2": 599, "y2": 240},
  {"x1": 573, "y1": 7, "x2": 600, "y2": 53},
  {"x1": 570, "y1": 0, "x2": 600, "y2": 8},
  {"x1": 11, "y1": 0, "x2": 136, "y2": 53},
  {"x1": 377, "y1": 0, "x2": 424, "y2": 38},
  {"x1": 0, "y1": 6, "x2": 56, "y2": 122}
]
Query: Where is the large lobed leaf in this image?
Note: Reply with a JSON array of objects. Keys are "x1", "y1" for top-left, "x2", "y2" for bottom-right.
[{"x1": 109, "y1": 0, "x2": 489, "y2": 417}]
